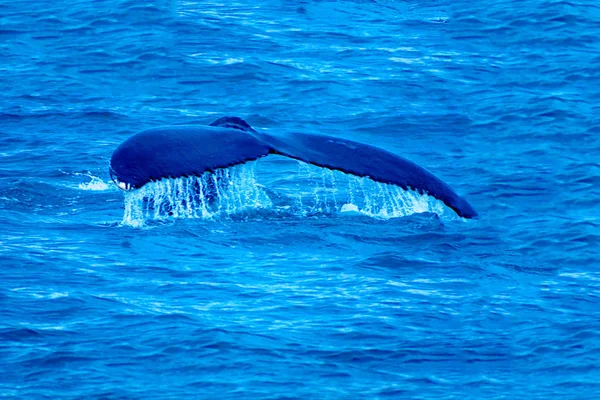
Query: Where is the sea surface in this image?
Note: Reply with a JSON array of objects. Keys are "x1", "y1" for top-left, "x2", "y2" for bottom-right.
[{"x1": 1, "y1": 0, "x2": 599, "y2": 398}]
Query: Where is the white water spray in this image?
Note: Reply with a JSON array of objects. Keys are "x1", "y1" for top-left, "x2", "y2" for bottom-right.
[
  {"x1": 290, "y1": 162, "x2": 454, "y2": 219},
  {"x1": 120, "y1": 160, "x2": 457, "y2": 226},
  {"x1": 122, "y1": 163, "x2": 272, "y2": 226}
]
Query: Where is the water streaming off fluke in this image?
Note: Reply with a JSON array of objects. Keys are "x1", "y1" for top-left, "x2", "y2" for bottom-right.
[
  {"x1": 121, "y1": 161, "x2": 457, "y2": 226},
  {"x1": 122, "y1": 163, "x2": 272, "y2": 226},
  {"x1": 289, "y1": 162, "x2": 455, "y2": 219}
]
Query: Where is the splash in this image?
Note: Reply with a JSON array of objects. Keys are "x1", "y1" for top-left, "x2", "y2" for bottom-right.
[
  {"x1": 120, "y1": 160, "x2": 457, "y2": 226},
  {"x1": 122, "y1": 163, "x2": 272, "y2": 226},
  {"x1": 77, "y1": 173, "x2": 110, "y2": 191}
]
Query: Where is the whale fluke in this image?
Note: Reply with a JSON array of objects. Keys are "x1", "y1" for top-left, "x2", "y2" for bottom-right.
[{"x1": 109, "y1": 117, "x2": 477, "y2": 218}]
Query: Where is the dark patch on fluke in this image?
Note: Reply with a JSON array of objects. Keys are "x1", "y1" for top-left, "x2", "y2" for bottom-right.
[
  {"x1": 209, "y1": 116, "x2": 256, "y2": 133},
  {"x1": 110, "y1": 117, "x2": 477, "y2": 218}
]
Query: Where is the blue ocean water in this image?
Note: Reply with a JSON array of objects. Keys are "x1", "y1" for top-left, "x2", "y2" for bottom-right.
[{"x1": 1, "y1": 0, "x2": 599, "y2": 398}]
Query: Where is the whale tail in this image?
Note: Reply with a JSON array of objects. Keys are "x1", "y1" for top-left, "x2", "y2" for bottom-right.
[{"x1": 110, "y1": 116, "x2": 477, "y2": 218}]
